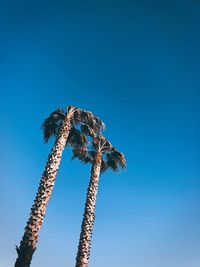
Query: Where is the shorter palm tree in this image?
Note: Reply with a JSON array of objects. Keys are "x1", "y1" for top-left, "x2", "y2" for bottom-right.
[
  {"x1": 72, "y1": 136, "x2": 126, "y2": 267},
  {"x1": 15, "y1": 106, "x2": 104, "y2": 267}
]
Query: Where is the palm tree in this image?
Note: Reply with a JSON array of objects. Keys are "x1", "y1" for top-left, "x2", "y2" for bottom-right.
[
  {"x1": 15, "y1": 106, "x2": 104, "y2": 267},
  {"x1": 72, "y1": 136, "x2": 126, "y2": 267}
]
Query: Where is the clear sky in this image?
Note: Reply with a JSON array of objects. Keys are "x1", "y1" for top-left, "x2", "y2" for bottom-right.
[{"x1": 0, "y1": 1, "x2": 200, "y2": 267}]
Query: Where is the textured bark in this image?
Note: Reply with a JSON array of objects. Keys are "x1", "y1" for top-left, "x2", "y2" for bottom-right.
[
  {"x1": 15, "y1": 116, "x2": 72, "y2": 267},
  {"x1": 75, "y1": 153, "x2": 102, "y2": 267}
]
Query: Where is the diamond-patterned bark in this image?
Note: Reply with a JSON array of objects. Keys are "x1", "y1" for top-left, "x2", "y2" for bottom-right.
[
  {"x1": 15, "y1": 116, "x2": 71, "y2": 267},
  {"x1": 75, "y1": 153, "x2": 102, "y2": 267}
]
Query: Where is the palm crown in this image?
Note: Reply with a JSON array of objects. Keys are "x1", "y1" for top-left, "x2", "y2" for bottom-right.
[
  {"x1": 41, "y1": 106, "x2": 105, "y2": 144},
  {"x1": 71, "y1": 135, "x2": 126, "y2": 172}
]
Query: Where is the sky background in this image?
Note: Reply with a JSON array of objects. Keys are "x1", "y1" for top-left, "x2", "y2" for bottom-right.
[{"x1": 0, "y1": 0, "x2": 200, "y2": 267}]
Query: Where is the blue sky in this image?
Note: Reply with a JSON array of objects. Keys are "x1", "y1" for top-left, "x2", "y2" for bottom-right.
[{"x1": 0, "y1": 0, "x2": 200, "y2": 266}]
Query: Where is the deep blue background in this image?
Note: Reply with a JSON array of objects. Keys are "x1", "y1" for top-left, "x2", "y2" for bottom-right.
[{"x1": 0, "y1": 1, "x2": 200, "y2": 266}]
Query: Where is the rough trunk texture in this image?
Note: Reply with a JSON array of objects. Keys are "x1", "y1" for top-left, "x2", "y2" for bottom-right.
[
  {"x1": 15, "y1": 116, "x2": 71, "y2": 267},
  {"x1": 75, "y1": 153, "x2": 102, "y2": 267}
]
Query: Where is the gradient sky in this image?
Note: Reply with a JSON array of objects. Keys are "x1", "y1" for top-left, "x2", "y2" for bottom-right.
[{"x1": 0, "y1": 1, "x2": 200, "y2": 267}]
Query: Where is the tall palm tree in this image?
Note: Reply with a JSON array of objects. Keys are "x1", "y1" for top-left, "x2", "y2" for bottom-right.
[
  {"x1": 15, "y1": 106, "x2": 104, "y2": 267},
  {"x1": 72, "y1": 136, "x2": 126, "y2": 267}
]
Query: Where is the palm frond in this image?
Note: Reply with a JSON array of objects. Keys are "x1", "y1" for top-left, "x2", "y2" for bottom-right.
[
  {"x1": 80, "y1": 124, "x2": 95, "y2": 137},
  {"x1": 100, "y1": 159, "x2": 108, "y2": 173},
  {"x1": 106, "y1": 153, "x2": 119, "y2": 172},
  {"x1": 41, "y1": 109, "x2": 66, "y2": 143},
  {"x1": 67, "y1": 105, "x2": 76, "y2": 114},
  {"x1": 110, "y1": 149, "x2": 126, "y2": 169},
  {"x1": 67, "y1": 127, "x2": 88, "y2": 148},
  {"x1": 71, "y1": 147, "x2": 87, "y2": 160},
  {"x1": 105, "y1": 149, "x2": 126, "y2": 171},
  {"x1": 72, "y1": 108, "x2": 105, "y2": 135},
  {"x1": 71, "y1": 147, "x2": 93, "y2": 164},
  {"x1": 94, "y1": 117, "x2": 105, "y2": 129},
  {"x1": 73, "y1": 108, "x2": 82, "y2": 125},
  {"x1": 88, "y1": 150, "x2": 96, "y2": 160}
]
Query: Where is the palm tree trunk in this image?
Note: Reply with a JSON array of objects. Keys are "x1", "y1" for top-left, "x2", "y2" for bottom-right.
[
  {"x1": 15, "y1": 116, "x2": 72, "y2": 267},
  {"x1": 75, "y1": 152, "x2": 102, "y2": 267}
]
